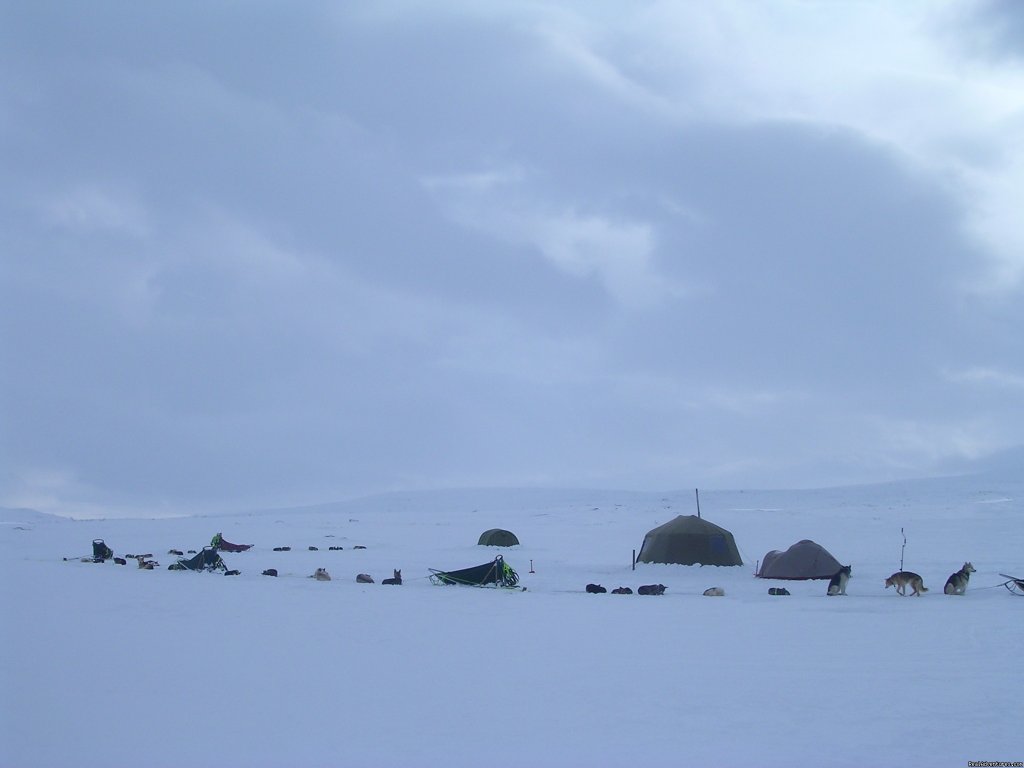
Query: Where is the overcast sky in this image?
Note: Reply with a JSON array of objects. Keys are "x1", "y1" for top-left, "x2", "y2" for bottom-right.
[{"x1": 2, "y1": 1, "x2": 1023, "y2": 517}]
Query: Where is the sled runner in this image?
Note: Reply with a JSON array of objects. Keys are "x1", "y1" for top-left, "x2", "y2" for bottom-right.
[
  {"x1": 429, "y1": 555, "x2": 519, "y2": 588},
  {"x1": 999, "y1": 574, "x2": 1024, "y2": 596}
]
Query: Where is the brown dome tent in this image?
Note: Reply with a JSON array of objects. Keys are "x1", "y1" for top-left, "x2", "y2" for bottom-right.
[
  {"x1": 756, "y1": 539, "x2": 841, "y2": 580},
  {"x1": 636, "y1": 515, "x2": 742, "y2": 567},
  {"x1": 477, "y1": 528, "x2": 520, "y2": 547}
]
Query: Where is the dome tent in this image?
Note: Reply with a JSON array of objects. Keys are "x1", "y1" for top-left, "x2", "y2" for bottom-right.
[
  {"x1": 636, "y1": 515, "x2": 742, "y2": 567},
  {"x1": 756, "y1": 539, "x2": 841, "y2": 580},
  {"x1": 477, "y1": 528, "x2": 520, "y2": 547}
]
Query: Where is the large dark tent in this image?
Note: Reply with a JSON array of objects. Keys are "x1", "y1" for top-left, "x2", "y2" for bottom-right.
[
  {"x1": 636, "y1": 514, "x2": 743, "y2": 567},
  {"x1": 477, "y1": 528, "x2": 520, "y2": 547},
  {"x1": 756, "y1": 539, "x2": 841, "y2": 580}
]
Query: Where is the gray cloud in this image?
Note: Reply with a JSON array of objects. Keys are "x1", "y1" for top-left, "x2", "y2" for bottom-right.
[{"x1": 2, "y1": 2, "x2": 1022, "y2": 515}]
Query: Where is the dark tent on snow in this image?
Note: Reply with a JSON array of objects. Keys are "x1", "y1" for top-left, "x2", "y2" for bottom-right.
[
  {"x1": 636, "y1": 514, "x2": 743, "y2": 567},
  {"x1": 477, "y1": 528, "x2": 519, "y2": 547},
  {"x1": 756, "y1": 539, "x2": 841, "y2": 580}
]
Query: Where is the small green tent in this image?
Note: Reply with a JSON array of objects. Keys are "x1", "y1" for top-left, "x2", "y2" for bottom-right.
[
  {"x1": 636, "y1": 514, "x2": 742, "y2": 567},
  {"x1": 477, "y1": 528, "x2": 520, "y2": 547}
]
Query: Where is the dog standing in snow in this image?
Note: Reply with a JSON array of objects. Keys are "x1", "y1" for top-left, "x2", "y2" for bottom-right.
[{"x1": 885, "y1": 571, "x2": 928, "y2": 596}]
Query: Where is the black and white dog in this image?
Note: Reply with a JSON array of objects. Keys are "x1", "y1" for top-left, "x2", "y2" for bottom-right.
[{"x1": 827, "y1": 565, "x2": 851, "y2": 596}]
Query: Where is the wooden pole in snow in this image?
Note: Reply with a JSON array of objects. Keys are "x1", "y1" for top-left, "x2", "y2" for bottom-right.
[{"x1": 695, "y1": 488, "x2": 701, "y2": 519}]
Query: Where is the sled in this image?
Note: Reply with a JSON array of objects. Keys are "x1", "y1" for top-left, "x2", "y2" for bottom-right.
[
  {"x1": 999, "y1": 574, "x2": 1024, "y2": 596},
  {"x1": 172, "y1": 546, "x2": 228, "y2": 572},
  {"x1": 429, "y1": 555, "x2": 520, "y2": 588},
  {"x1": 211, "y1": 533, "x2": 253, "y2": 552}
]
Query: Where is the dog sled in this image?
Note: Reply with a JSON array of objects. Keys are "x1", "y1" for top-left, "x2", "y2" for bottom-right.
[
  {"x1": 999, "y1": 574, "x2": 1024, "y2": 596},
  {"x1": 429, "y1": 555, "x2": 520, "y2": 588},
  {"x1": 210, "y1": 532, "x2": 253, "y2": 553},
  {"x1": 92, "y1": 539, "x2": 114, "y2": 561},
  {"x1": 170, "y1": 546, "x2": 228, "y2": 572}
]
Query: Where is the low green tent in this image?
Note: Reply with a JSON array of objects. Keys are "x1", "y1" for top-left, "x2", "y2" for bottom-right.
[
  {"x1": 636, "y1": 514, "x2": 742, "y2": 567},
  {"x1": 756, "y1": 539, "x2": 841, "y2": 580},
  {"x1": 477, "y1": 528, "x2": 520, "y2": 547}
]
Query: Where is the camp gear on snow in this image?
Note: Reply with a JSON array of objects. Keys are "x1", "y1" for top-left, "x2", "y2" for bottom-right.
[
  {"x1": 756, "y1": 540, "x2": 843, "y2": 580},
  {"x1": 1000, "y1": 574, "x2": 1024, "y2": 596},
  {"x1": 92, "y1": 539, "x2": 114, "y2": 561},
  {"x1": 211, "y1": 533, "x2": 253, "y2": 552},
  {"x1": 636, "y1": 515, "x2": 742, "y2": 566},
  {"x1": 477, "y1": 528, "x2": 519, "y2": 547},
  {"x1": 429, "y1": 555, "x2": 519, "y2": 588},
  {"x1": 174, "y1": 546, "x2": 227, "y2": 572}
]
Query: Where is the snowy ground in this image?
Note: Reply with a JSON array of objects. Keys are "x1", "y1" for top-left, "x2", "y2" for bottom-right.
[{"x1": 1, "y1": 477, "x2": 1022, "y2": 768}]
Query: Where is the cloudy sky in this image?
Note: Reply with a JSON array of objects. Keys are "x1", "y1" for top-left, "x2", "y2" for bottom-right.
[{"x1": 2, "y1": 1, "x2": 1023, "y2": 517}]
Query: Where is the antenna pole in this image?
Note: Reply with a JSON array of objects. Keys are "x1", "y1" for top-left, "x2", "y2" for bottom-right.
[{"x1": 695, "y1": 488, "x2": 701, "y2": 519}]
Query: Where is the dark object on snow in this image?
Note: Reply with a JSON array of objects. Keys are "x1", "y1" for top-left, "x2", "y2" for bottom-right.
[
  {"x1": 382, "y1": 569, "x2": 402, "y2": 585},
  {"x1": 477, "y1": 528, "x2": 520, "y2": 547},
  {"x1": 353, "y1": 545, "x2": 367, "y2": 550},
  {"x1": 224, "y1": 569, "x2": 241, "y2": 576},
  {"x1": 174, "y1": 546, "x2": 227, "y2": 572},
  {"x1": 637, "y1": 584, "x2": 666, "y2": 596},
  {"x1": 769, "y1": 587, "x2": 791, "y2": 596},
  {"x1": 308, "y1": 546, "x2": 318, "y2": 551},
  {"x1": 1000, "y1": 574, "x2": 1024, "y2": 596},
  {"x1": 329, "y1": 546, "x2": 344, "y2": 551},
  {"x1": 756, "y1": 540, "x2": 842, "y2": 580},
  {"x1": 611, "y1": 587, "x2": 633, "y2": 594},
  {"x1": 92, "y1": 539, "x2": 114, "y2": 561},
  {"x1": 636, "y1": 515, "x2": 742, "y2": 567},
  {"x1": 168, "y1": 563, "x2": 186, "y2": 570},
  {"x1": 273, "y1": 546, "x2": 291, "y2": 552},
  {"x1": 113, "y1": 557, "x2": 127, "y2": 566},
  {"x1": 211, "y1": 533, "x2": 252, "y2": 553},
  {"x1": 429, "y1": 555, "x2": 520, "y2": 588},
  {"x1": 356, "y1": 573, "x2": 374, "y2": 583},
  {"x1": 187, "y1": 550, "x2": 197, "y2": 554},
  {"x1": 586, "y1": 583, "x2": 607, "y2": 594},
  {"x1": 262, "y1": 569, "x2": 278, "y2": 577},
  {"x1": 168, "y1": 549, "x2": 184, "y2": 556}
]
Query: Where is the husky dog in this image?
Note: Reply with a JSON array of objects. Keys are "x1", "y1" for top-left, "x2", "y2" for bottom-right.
[
  {"x1": 586, "y1": 583, "x2": 607, "y2": 593},
  {"x1": 262, "y1": 568, "x2": 278, "y2": 577},
  {"x1": 312, "y1": 567, "x2": 331, "y2": 581},
  {"x1": 611, "y1": 587, "x2": 633, "y2": 595},
  {"x1": 885, "y1": 571, "x2": 928, "y2": 596},
  {"x1": 944, "y1": 562, "x2": 976, "y2": 595},
  {"x1": 827, "y1": 565, "x2": 852, "y2": 596},
  {"x1": 703, "y1": 587, "x2": 725, "y2": 597},
  {"x1": 637, "y1": 584, "x2": 666, "y2": 596},
  {"x1": 768, "y1": 587, "x2": 790, "y2": 596},
  {"x1": 356, "y1": 573, "x2": 374, "y2": 584},
  {"x1": 381, "y1": 569, "x2": 402, "y2": 586}
]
